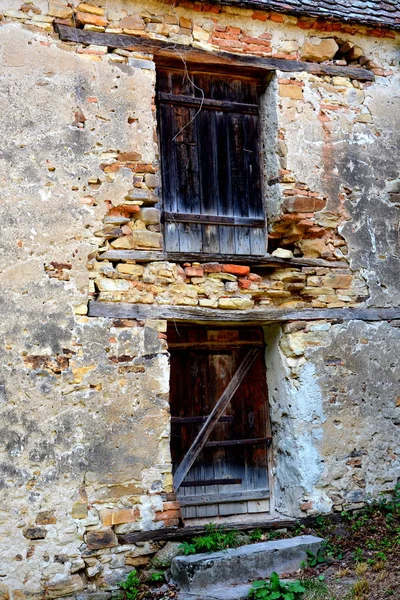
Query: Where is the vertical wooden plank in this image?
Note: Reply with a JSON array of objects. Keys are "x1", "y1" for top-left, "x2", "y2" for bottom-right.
[
  {"x1": 196, "y1": 103, "x2": 220, "y2": 254},
  {"x1": 215, "y1": 109, "x2": 236, "y2": 254},
  {"x1": 228, "y1": 112, "x2": 251, "y2": 255},
  {"x1": 244, "y1": 113, "x2": 265, "y2": 256}
]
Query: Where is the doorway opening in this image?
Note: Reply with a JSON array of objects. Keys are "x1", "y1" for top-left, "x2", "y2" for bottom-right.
[{"x1": 168, "y1": 324, "x2": 272, "y2": 521}]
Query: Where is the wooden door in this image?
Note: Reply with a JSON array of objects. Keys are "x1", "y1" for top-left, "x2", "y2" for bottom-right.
[{"x1": 169, "y1": 326, "x2": 271, "y2": 519}]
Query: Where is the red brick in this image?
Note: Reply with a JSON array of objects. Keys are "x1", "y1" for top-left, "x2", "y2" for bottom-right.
[
  {"x1": 184, "y1": 266, "x2": 204, "y2": 277},
  {"x1": 163, "y1": 518, "x2": 180, "y2": 527},
  {"x1": 134, "y1": 164, "x2": 157, "y2": 173},
  {"x1": 212, "y1": 31, "x2": 241, "y2": 40},
  {"x1": 222, "y1": 264, "x2": 250, "y2": 276},
  {"x1": 240, "y1": 36, "x2": 271, "y2": 47},
  {"x1": 273, "y1": 53, "x2": 298, "y2": 60},
  {"x1": 100, "y1": 508, "x2": 140, "y2": 526},
  {"x1": 203, "y1": 263, "x2": 222, "y2": 273},
  {"x1": 119, "y1": 15, "x2": 145, "y2": 30},
  {"x1": 269, "y1": 12, "x2": 284, "y2": 22},
  {"x1": 278, "y1": 79, "x2": 304, "y2": 86},
  {"x1": 117, "y1": 152, "x2": 142, "y2": 162},
  {"x1": 227, "y1": 26, "x2": 242, "y2": 34},
  {"x1": 213, "y1": 39, "x2": 244, "y2": 50},
  {"x1": 297, "y1": 18, "x2": 316, "y2": 29},
  {"x1": 283, "y1": 196, "x2": 327, "y2": 213},
  {"x1": 252, "y1": 11, "x2": 269, "y2": 21},
  {"x1": 243, "y1": 44, "x2": 271, "y2": 55},
  {"x1": 163, "y1": 501, "x2": 181, "y2": 510},
  {"x1": 155, "y1": 509, "x2": 181, "y2": 521},
  {"x1": 238, "y1": 278, "x2": 252, "y2": 289},
  {"x1": 75, "y1": 11, "x2": 108, "y2": 27},
  {"x1": 248, "y1": 273, "x2": 262, "y2": 282}
]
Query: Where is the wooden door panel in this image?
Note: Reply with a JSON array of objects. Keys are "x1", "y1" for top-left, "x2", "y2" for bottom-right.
[{"x1": 169, "y1": 326, "x2": 270, "y2": 519}]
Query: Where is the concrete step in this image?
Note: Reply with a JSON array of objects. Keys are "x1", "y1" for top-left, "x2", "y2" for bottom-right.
[{"x1": 171, "y1": 534, "x2": 323, "y2": 592}]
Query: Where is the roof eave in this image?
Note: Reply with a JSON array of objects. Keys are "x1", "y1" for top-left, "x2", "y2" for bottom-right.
[{"x1": 195, "y1": 0, "x2": 400, "y2": 31}]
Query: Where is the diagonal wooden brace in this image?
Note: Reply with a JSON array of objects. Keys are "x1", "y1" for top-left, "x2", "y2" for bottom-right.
[{"x1": 173, "y1": 347, "x2": 259, "y2": 491}]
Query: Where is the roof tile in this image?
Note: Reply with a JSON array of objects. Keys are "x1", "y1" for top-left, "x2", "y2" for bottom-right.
[{"x1": 209, "y1": 0, "x2": 400, "y2": 29}]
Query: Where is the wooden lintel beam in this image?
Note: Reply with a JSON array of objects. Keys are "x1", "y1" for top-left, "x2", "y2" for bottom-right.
[
  {"x1": 55, "y1": 25, "x2": 375, "y2": 82},
  {"x1": 88, "y1": 301, "x2": 400, "y2": 324},
  {"x1": 117, "y1": 518, "x2": 297, "y2": 544},
  {"x1": 97, "y1": 249, "x2": 348, "y2": 269}
]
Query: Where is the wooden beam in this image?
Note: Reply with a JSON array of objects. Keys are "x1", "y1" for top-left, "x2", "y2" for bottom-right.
[
  {"x1": 178, "y1": 488, "x2": 270, "y2": 507},
  {"x1": 168, "y1": 340, "x2": 264, "y2": 350},
  {"x1": 204, "y1": 437, "x2": 271, "y2": 448},
  {"x1": 180, "y1": 478, "x2": 242, "y2": 487},
  {"x1": 159, "y1": 92, "x2": 259, "y2": 114},
  {"x1": 173, "y1": 348, "x2": 259, "y2": 490},
  {"x1": 117, "y1": 518, "x2": 297, "y2": 544},
  {"x1": 163, "y1": 212, "x2": 265, "y2": 227},
  {"x1": 97, "y1": 249, "x2": 349, "y2": 269},
  {"x1": 88, "y1": 301, "x2": 400, "y2": 324},
  {"x1": 55, "y1": 25, "x2": 374, "y2": 82}
]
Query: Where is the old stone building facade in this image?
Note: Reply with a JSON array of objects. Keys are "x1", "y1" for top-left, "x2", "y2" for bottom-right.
[{"x1": 0, "y1": 0, "x2": 399, "y2": 597}]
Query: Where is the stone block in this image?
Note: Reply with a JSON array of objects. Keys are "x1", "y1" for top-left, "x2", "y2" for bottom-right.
[
  {"x1": 0, "y1": 584, "x2": 9, "y2": 600},
  {"x1": 271, "y1": 248, "x2": 293, "y2": 258},
  {"x1": 116, "y1": 264, "x2": 145, "y2": 277},
  {"x1": 77, "y1": 3, "x2": 105, "y2": 16},
  {"x1": 346, "y1": 46, "x2": 363, "y2": 61},
  {"x1": 111, "y1": 231, "x2": 163, "y2": 250},
  {"x1": 23, "y1": 526, "x2": 47, "y2": 540},
  {"x1": 301, "y1": 38, "x2": 339, "y2": 62},
  {"x1": 48, "y1": 0, "x2": 73, "y2": 18},
  {"x1": 125, "y1": 189, "x2": 159, "y2": 204},
  {"x1": 209, "y1": 273, "x2": 237, "y2": 282},
  {"x1": 279, "y1": 84, "x2": 303, "y2": 100},
  {"x1": 86, "y1": 529, "x2": 118, "y2": 550},
  {"x1": 36, "y1": 511, "x2": 56, "y2": 525},
  {"x1": 153, "y1": 541, "x2": 183, "y2": 567},
  {"x1": 71, "y1": 501, "x2": 88, "y2": 519},
  {"x1": 96, "y1": 278, "x2": 130, "y2": 292},
  {"x1": 171, "y1": 536, "x2": 324, "y2": 591},
  {"x1": 218, "y1": 297, "x2": 254, "y2": 310},
  {"x1": 45, "y1": 575, "x2": 84, "y2": 599},
  {"x1": 323, "y1": 274, "x2": 352, "y2": 289},
  {"x1": 138, "y1": 208, "x2": 161, "y2": 225}
]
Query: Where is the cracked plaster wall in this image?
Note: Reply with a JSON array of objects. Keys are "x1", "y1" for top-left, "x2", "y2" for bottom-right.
[{"x1": 266, "y1": 320, "x2": 400, "y2": 518}]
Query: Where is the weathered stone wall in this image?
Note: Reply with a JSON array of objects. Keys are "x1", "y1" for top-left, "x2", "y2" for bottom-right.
[{"x1": 0, "y1": 1, "x2": 399, "y2": 598}]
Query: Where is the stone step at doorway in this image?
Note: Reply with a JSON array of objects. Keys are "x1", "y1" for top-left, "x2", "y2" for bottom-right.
[{"x1": 172, "y1": 535, "x2": 324, "y2": 593}]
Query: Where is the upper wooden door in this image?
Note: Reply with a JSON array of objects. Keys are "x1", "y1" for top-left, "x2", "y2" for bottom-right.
[
  {"x1": 168, "y1": 326, "x2": 271, "y2": 519},
  {"x1": 157, "y1": 68, "x2": 266, "y2": 256}
]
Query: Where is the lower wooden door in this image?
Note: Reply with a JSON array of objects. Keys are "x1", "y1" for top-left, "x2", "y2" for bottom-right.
[{"x1": 168, "y1": 325, "x2": 271, "y2": 519}]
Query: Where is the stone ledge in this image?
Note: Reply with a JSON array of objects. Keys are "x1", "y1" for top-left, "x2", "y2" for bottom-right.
[{"x1": 171, "y1": 535, "x2": 324, "y2": 591}]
